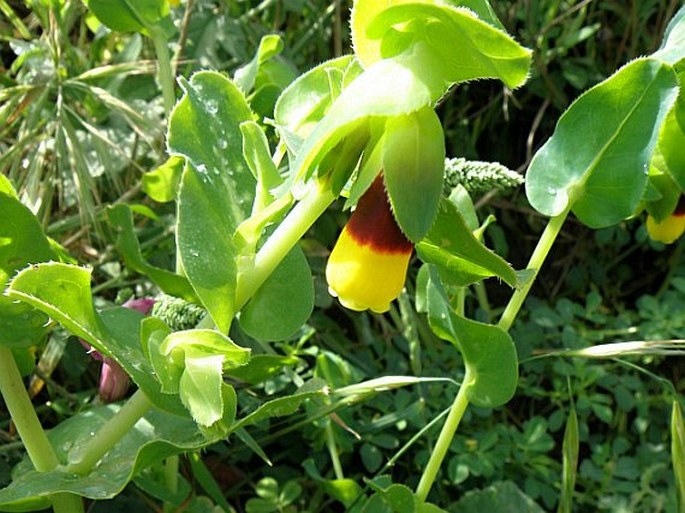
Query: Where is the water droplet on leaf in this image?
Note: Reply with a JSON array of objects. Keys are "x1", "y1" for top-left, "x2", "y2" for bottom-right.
[{"x1": 205, "y1": 99, "x2": 219, "y2": 115}]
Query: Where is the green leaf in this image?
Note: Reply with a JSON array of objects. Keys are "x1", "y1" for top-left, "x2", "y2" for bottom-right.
[
  {"x1": 178, "y1": 347, "x2": 225, "y2": 427},
  {"x1": 6, "y1": 263, "x2": 187, "y2": 416},
  {"x1": 526, "y1": 58, "x2": 679, "y2": 228},
  {"x1": 356, "y1": 483, "x2": 446, "y2": 513},
  {"x1": 230, "y1": 379, "x2": 327, "y2": 432},
  {"x1": 234, "y1": 428, "x2": 273, "y2": 466},
  {"x1": 383, "y1": 107, "x2": 445, "y2": 242},
  {"x1": 86, "y1": 0, "x2": 171, "y2": 35},
  {"x1": 559, "y1": 406, "x2": 579, "y2": 513},
  {"x1": 653, "y1": 99, "x2": 685, "y2": 193},
  {"x1": 416, "y1": 198, "x2": 520, "y2": 289},
  {"x1": 0, "y1": 191, "x2": 55, "y2": 348},
  {"x1": 452, "y1": 481, "x2": 545, "y2": 512},
  {"x1": 134, "y1": 472, "x2": 191, "y2": 507},
  {"x1": 251, "y1": 59, "x2": 298, "y2": 118},
  {"x1": 654, "y1": 6, "x2": 685, "y2": 65},
  {"x1": 227, "y1": 354, "x2": 301, "y2": 384},
  {"x1": 361, "y1": 443, "x2": 383, "y2": 473},
  {"x1": 234, "y1": 34, "x2": 284, "y2": 94},
  {"x1": 381, "y1": 484, "x2": 414, "y2": 511},
  {"x1": 425, "y1": 267, "x2": 518, "y2": 407},
  {"x1": 142, "y1": 155, "x2": 185, "y2": 203},
  {"x1": 187, "y1": 452, "x2": 235, "y2": 513},
  {"x1": 644, "y1": 162, "x2": 680, "y2": 221},
  {"x1": 0, "y1": 404, "x2": 223, "y2": 507},
  {"x1": 239, "y1": 245, "x2": 314, "y2": 342},
  {"x1": 0, "y1": 174, "x2": 16, "y2": 196},
  {"x1": 6, "y1": 263, "x2": 107, "y2": 350},
  {"x1": 352, "y1": 0, "x2": 531, "y2": 89},
  {"x1": 672, "y1": 401, "x2": 685, "y2": 511},
  {"x1": 107, "y1": 204, "x2": 197, "y2": 302},
  {"x1": 169, "y1": 71, "x2": 256, "y2": 333},
  {"x1": 324, "y1": 480, "x2": 363, "y2": 508},
  {"x1": 453, "y1": 0, "x2": 505, "y2": 30}
]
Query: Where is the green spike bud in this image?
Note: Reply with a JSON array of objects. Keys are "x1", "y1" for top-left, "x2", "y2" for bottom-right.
[{"x1": 443, "y1": 157, "x2": 523, "y2": 196}]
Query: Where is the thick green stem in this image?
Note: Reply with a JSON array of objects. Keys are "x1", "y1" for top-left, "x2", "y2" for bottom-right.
[
  {"x1": 150, "y1": 28, "x2": 176, "y2": 114},
  {"x1": 415, "y1": 371, "x2": 471, "y2": 502},
  {"x1": 235, "y1": 181, "x2": 336, "y2": 310},
  {"x1": 498, "y1": 207, "x2": 571, "y2": 332},
  {"x1": 0, "y1": 346, "x2": 84, "y2": 513},
  {"x1": 163, "y1": 455, "x2": 180, "y2": 513},
  {"x1": 66, "y1": 389, "x2": 153, "y2": 475}
]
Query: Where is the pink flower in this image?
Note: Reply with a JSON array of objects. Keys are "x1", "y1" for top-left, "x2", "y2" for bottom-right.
[{"x1": 83, "y1": 297, "x2": 155, "y2": 403}]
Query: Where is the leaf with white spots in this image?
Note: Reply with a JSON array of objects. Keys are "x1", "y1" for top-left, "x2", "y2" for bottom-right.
[{"x1": 168, "y1": 71, "x2": 256, "y2": 332}]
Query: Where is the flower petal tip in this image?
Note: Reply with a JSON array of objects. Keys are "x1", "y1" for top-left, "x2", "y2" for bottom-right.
[{"x1": 646, "y1": 213, "x2": 685, "y2": 244}]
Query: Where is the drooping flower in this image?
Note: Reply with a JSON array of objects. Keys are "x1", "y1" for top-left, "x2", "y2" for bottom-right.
[
  {"x1": 646, "y1": 196, "x2": 685, "y2": 244},
  {"x1": 83, "y1": 297, "x2": 155, "y2": 403},
  {"x1": 326, "y1": 175, "x2": 413, "y2": 313}
]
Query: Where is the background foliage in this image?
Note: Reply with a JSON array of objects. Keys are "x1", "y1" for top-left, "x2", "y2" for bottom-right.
[{"x1": 1, "y1": 0, "x2": 684, "y2": 511}]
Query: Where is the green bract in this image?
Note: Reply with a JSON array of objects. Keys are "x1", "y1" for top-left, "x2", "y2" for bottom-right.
[
  {"x1": 283, "y1": 0, "x2": 530, "y2": 242},
  {"x1": 383, "y1": 107, "x2": 445, "y2": 242},
  {"x1": 424, "y1": 267, "x2": 518, "y2": 408},
  {"x1": 145, "y1": 328, "x2": 248, "y2": 429},
  {"x1": 416, "y1": 198, "x2": 526, "y2": 289}
]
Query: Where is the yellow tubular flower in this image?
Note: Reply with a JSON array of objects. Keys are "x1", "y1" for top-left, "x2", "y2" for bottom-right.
[
  {"x1": 646, "y1": 196, "x2": 685, "y2": 244},
  {"x1": 326, "y1": 175, "x2": 413, "y2": 313}
]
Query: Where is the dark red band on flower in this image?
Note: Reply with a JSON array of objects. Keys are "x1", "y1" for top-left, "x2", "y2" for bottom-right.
[
  {"x1": 345, "y1": 175, "x2": 413, "y2": 253},
  {"x1": 675, "y1": 195, "x2": 685, "y2": 217}
]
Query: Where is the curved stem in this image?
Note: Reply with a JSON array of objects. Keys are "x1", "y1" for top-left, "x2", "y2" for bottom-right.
[
  {"x1": 0, "y1": 346, "x2": 84, "y2": 513},
  {"x1": 415, "y1": 371, "x2": 471, "y2": 502},
  {"x1": 415, "y1": 208, "x2": 571, "y2": 502},
  {"x1": 235, "y1": 181, "x2": 336, "y2": 310},
  {"x1": 498, "y1": 207, "x2": 571, "y2": 332},
  {"x1": 66, "y1": 389, "x2": 153, "y2": 475}
]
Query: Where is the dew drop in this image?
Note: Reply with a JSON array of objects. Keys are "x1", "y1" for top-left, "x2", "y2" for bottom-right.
[
  {"x1": 205, "y1": 99, "x2": 219, "y2": 115},
  {"x1": 196, "y1": 163, "x2": 207, "y2": 174},
  {"x1": 546, "y1": 186, "x2": 557, "y2": 195},
  {"x1": 218, "y1": 139, "x2": 228, "y2": 150}
]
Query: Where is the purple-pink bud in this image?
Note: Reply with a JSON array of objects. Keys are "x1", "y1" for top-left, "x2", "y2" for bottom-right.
[{"x1": 83, "y1": 297, "x2": 155, "y2": 402}]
